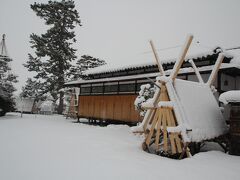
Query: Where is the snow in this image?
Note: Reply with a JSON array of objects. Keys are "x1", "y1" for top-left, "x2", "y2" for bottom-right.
[
  {"x1": 158, "y1": 101, "x2": 174, "y2": 108},
  {"x1": 141, "y1": 98, "x2": 154, "y2": 108},
  {"x1": 225, "y1": 48, "x2": 240, "y2": 65},
  {"x1": 65, "y1": 47, "x2": 240, "y2": 88},
  {"x1": 156, "y1": 76, "x2": 172, "y2": 83},
  {"x1": 132, "y1": 81, "x2": 162, "y2": 133},
  {"x1": 173, "y1": 79, "x2": 228, "y2": 142},
  {"x1": 134, "y1": 96, "x2": 145, "y2": 107},
  {"x1": 219, "y1": 90, "x2": 240, "y2": 104},
  {"x1": 65, "y1": 72, "x2": 160, "y2": 85},
  {"x1": 165, "y1": 80, "x2": 190, "y2": 141},
  {"x1": 85, "y1": 44, "x2": 215, "y2": 75},
  {"x1": 0, "y1": 113, "x2": 240, "y2": 180},
  {"x1": 65, "y1": 62, "x2": 237, "y2": 86}
]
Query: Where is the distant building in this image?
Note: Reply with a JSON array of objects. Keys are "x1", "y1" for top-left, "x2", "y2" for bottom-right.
[
  {"x1": 40, "y1": 100, "x2": 54, "y2": 115},
  {"x1": 15, "y1": 97, "x2": 35, "y2": 113}
]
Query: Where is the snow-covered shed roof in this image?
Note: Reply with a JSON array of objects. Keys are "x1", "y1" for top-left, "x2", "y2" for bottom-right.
[
  {"x1": 65, "y1": 61, "x2": 236, "y2": 87},
  {"x1": 219, "y1": 90, "x2": 240, "y2": 104},
  {"x1": 225, "y1": 48, "x2": 240, "y2": 64},
  {"x1": 85, "y1": 45, "x2": 231, "y2": 75}
]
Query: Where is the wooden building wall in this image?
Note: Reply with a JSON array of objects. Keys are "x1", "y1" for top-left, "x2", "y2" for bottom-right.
[{"x1": 78, "y1": 95, "x2": 141, "y2": 123}]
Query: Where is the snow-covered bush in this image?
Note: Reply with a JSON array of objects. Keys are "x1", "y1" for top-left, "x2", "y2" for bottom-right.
[{"x1": 134, "y1": 84, "x2": 155, "y2": 117}]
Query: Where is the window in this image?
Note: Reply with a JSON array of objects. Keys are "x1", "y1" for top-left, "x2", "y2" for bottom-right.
[
  {"x1": 103, "y1": 82, "x2": 118, "y2": 93},
  {"x1": 90, "y1": 83, "x2": 104, "y2": 94},
  {"x1": 80, "y1": 87, "x2": 91, "y2": 94},
  {"x1": 177, "y1": 75, "x2": 187, "y2": 80},
  {"x1": 104, "y1": 85, "x2": 118, "y2": 93},
  {"x1": 92, "y1": 86, "x2": 103, "y2": 93},
  {"x1": 224, "y1": 80, "x2": 228, "y2": 86},
  {"x1": 119, "y1": 84, "x2": 135, "y2": 93}
]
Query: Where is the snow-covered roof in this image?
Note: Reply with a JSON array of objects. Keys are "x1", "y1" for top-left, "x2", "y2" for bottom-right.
[
  {"x1": 65, "y1": 63, "x2": 237, "y2": 86},
  {"x1": 85, "y1": 46, "x2": 240, "y2": 77},
  {"x1": 85, "y1": 44, "x2": 221, "y2": 75},
  {"x1": 65, "y1": 72, "x2": 160, "y2": 85},
  {"x1": 219, "y1": 90, "x2": 240, "y2": 105},
  {"x1": 225, "y1": 48, "x2": 240, "y2": 64}
]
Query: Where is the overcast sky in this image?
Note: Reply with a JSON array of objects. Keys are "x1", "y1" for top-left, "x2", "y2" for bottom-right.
[{"x1": 1, "y1": 0, "x2": 240, "y2": 94}]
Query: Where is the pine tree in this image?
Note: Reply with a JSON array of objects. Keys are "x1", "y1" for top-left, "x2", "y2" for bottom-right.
[
  {"x1": 20, "y1": 78, "x2": 47, "y2": 101},
  {"x1": 0, "y1": 54, "x2": 18, "y2": 115},
  {"x1": 24, "y1": 0, "x2": 81, "y2": 114},
  {"x1": 71, "y1": 55, "x2": 106, "y2": 79}
]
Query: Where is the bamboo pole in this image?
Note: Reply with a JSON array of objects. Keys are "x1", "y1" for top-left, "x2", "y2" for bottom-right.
[
  {"x1": 149, "y1": 40, "x2": 165, "y2": 76},
  {"x1": 207, "y1": 53, "x2": 224, "y2": 86},
  {"x1": 188, "y1": 59, "x2": 204, "y2": 83},
  {"x1": 139, "y1": 40, "x2": 165, "y2": 132},
  {"x1": 170, "y1": 35, "x2": 193, "y2": 80}
]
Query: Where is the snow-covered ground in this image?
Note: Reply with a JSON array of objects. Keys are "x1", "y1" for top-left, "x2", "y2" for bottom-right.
[{"x1": 0, "y1": 113, "x2": 240, "y2": 180}]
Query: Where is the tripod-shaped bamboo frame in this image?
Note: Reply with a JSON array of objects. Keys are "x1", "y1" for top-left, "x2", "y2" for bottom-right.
[{"x1": 138, "y1": 35, "x2": 224, "y2": 158}]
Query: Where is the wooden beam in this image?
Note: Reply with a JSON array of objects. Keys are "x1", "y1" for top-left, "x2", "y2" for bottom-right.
[
  {"x1": 179, "y1": 142, "x2": 189, "y2": 159},
  {"x1": 207, "y1": 53, "x2": 224, "y2": 86},
  {"x1": 169, "y1": 134, "x2": 177, "y2": 154},
  {"x1": 170, "y1": 35, "x2": 193, "y2": 80},
  {"x1": 162, "y1": 109, "x2": 168, "y2": 152},
  {"x1": 145, "y1": 111, "x2": 160, "y2": 146},
  {"x1": 142, "y1": 105, "x2": 173, "y2": 110},
  {"x1": 149, "y1": 40, "x2": 165, "y2": 76},
  {"x1": 155, "y1": 119, "x2": 162, "y2": 149}
]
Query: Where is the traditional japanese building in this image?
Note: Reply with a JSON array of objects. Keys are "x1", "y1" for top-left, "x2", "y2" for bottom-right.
[{"x1": 64, "y1": 47, "x2": 240, "y2": 124}]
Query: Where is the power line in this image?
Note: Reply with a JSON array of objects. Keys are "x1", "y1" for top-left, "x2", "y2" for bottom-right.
[
  {"x1": 140, "y1": 44, "x2": 183, "y2": 55},
  {"x1": 140, "y1": 40, "x2": 215, "y2": 55},
  {"x1": 226, "y1": 47, "x2": 240, "y2": 51},
  {"x1": 138, "y1": 40, "x2": 240, "y2": 57}
]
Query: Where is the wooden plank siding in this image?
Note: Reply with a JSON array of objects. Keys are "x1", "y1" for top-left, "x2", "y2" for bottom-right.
[{"x1": 78, "y1": 95, "x2": 141, "y2": 123}]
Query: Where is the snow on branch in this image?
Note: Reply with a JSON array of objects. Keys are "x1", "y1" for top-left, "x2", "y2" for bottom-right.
[{"x1": 158, "y1": 101, "x2": 174, "y2": 108}]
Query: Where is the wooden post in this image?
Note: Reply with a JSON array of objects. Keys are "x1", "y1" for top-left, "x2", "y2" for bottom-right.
[
  {"x1": 149, "y1": 40, "x2": 165, "y2": 76},
  {"x1": 207, "y1": 53, "x2": 224, "y2": 86},
  {"x1": 188, "y1": 59, "x2": 204, "y2": 83},
  {"x1": 170, "y1": 35, "x2": 193, "y2": 80},
  {"x1": 179, "y1": 142, "x2": 190, "y2": 159}
]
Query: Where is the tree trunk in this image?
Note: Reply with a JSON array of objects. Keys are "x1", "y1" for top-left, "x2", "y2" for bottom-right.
[{"x1": 57, "y1": 91, "x2": 64, "y2": 114}]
